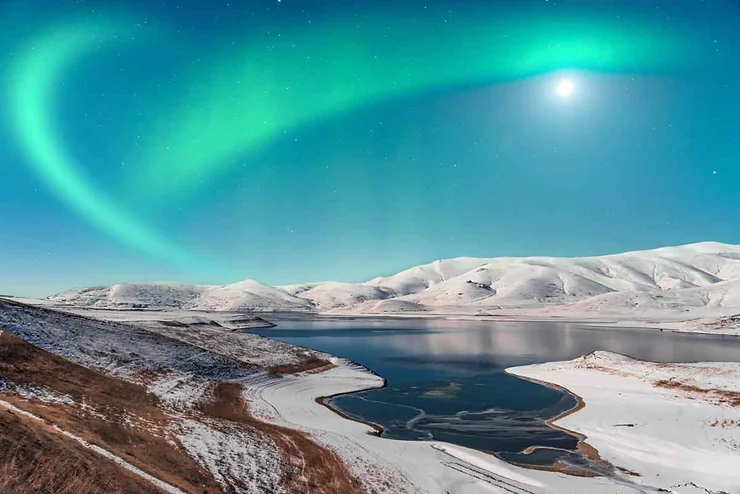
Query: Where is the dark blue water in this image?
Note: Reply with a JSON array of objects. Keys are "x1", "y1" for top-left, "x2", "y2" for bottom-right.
[{"x1": 255, "y1": 317, "x2": 740, "y2": 471}]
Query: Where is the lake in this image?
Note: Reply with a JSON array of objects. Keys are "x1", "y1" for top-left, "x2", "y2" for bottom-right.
[{"x1": 254, "y1": 317, "x2": 740, "y2": 473}]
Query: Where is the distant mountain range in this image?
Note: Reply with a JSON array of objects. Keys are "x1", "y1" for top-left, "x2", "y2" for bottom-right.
[{"x1": 48, "y1": 242, "x2": 740, "y2": 315}]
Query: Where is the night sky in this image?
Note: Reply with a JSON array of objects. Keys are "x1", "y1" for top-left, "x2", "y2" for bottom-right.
[{"x1": 2, "y1": 0, "x2": 739, "y2": 296}]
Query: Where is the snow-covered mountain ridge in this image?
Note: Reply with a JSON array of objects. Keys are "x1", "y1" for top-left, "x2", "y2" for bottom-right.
[{"x1": 48, "y1": 241, "x2": 740, "y2": 315}]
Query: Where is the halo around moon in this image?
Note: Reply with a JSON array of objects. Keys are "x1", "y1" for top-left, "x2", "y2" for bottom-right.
[{"x1": 556, "y1": 78, "x2": 575, "y2": 97}]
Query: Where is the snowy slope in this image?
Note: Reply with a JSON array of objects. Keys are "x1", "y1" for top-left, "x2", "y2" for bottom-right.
[
  {"x1": 367, "y1": 258, "x2": 487, "y2": 295},
  {"x1": 48, "y1": 242, "x2": 740, "y2": 315},
  {"x1": 508, "y1": 352, "x2": 740, "y2": 493},
  {"x1": 552, "y1": 278, "x2": 740, "y2": 314},
  {"x1": 277, "y1": 282, "x2": 394, "y2": 310},
  {"x1": 50, "y1": 280, "x2": 314, "y2": 311},
  {"x1": 367, "y1": 241, "x2": 740, "y2": 311}
]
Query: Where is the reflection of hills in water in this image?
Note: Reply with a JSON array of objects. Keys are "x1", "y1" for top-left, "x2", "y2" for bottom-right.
[{"x1": 370, "y1": 320, "x2": 740, "y2": 364}]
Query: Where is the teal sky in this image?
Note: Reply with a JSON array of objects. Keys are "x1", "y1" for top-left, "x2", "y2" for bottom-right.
[{"x1": 1, "y1": 0, "x2": 740, "y2": 297}]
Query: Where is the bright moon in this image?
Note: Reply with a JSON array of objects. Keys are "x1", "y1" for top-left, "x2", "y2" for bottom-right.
[{"x1": 556, "y1": 78, "x2": 575, "y2": 97}]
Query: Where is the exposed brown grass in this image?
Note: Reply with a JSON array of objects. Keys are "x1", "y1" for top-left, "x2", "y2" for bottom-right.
[
  {"x1": 654, "y1": 379, "x2": 740, "y2": 407},
  {"x1": 0, "y1": 407, "x2": 163, "y2": 494},
  {"x1": 200, "y1": 382, "x2": 364, "y2": 494},
  {"x1": 710, "y1": 418, "x2": 740, "y2": 428},
  {"x1": 268, "y1": 358, "x2": 333, "y2": 377},
  {"x1": 573, "y1": 361, "x2": 632, "y2": 378},
  {"x1": 0, "y1": 331, "x2": 222, "y2": 494},
  {"x1": 0, "y1": 329, "x2": 365, "y2": 493}
]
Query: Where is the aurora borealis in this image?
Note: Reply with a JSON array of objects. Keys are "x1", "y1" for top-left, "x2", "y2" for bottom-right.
[
  {"x1": 134, "y1": 7, "x2": 692, "y2": 198},
  {"x1": 7, "y1": 18, "x2": 194, "y2": 264},
  {"x1": 2, "y1": 0, "x2": 740, "y2": 295}
]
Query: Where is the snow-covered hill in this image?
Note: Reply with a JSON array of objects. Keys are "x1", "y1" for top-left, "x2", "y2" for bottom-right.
[
  {"x1": 50, "y1": 280, "x2": 314, "y2": 311},
  {"x1": 277, "y1": 282, "x2": 394, "y2": 311},
  {"x1": 48, "y1": 242, "x2": 740, "y2": 316},
  {"x1": 378, "y1": 241, "x2": 740, "y2": 310}
]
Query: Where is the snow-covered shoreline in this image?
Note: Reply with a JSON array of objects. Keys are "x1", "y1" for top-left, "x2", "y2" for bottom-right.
[
  {"x1": 13, "y1": 294, "x2": 739, "y2": 337},
  {"x1": 508, "y1": 352, "x2": 740, "y2": 494},
  {"x1": 243, "y1": 358, "x2": 653, "y2": 494}
]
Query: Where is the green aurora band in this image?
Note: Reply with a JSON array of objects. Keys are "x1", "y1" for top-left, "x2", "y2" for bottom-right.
[
  {"x1": 7, "y1": 8, "x2": 701, "y2": 260},
  {"x1": 135, "y1": 8, "x2": 696, "y2": 199},
  {"x1": 7, "y1": 20, "x2": 194, "y2": 264}
]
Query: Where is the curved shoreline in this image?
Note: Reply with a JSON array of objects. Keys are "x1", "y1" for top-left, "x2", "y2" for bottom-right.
[
  {"x1": 255, "y1": 314, "x2": 611, "y2": 479},
  {"x1": 306, "y1": 355, "x2": 607, "y2": 476},
  {"x1": 502, "y1": 370, "x2": 587, "y2": 447},
  {"x1": 248, "y1": 353, "x2": 672, "y2": 493},
  {"x1": 314, "y1": 358, "x2": 387, "y2": 436},
  {"x1": 505, "y1": 351, "x2": 740, "y2": 492},
  {"x1": 255, "y1": 324, "x2": 722, "y2": 484},
  {"x1": 502, "y1": 369, "x2": 608, "y2": 470}
]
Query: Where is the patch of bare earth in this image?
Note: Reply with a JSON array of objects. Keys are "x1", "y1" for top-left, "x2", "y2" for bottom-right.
[
  {"x1": 710, "y1": 418, "x2": 740, "y2": 428},
  {"x1": 573, "y1": 361, "x2": 632, "y2": 378},
  {"x1": 199, "y1": 382, "x2": 364, "y2": 494},
  {"x1": 0, "y1": 331, "x2": 222, "y2": 493},
  {"x1": 702, "y1": 314, "x2": 740, "y2": 331},
  {"x1": 653, "y1": 379, "x2": 740, "y2": 407},
  {"x1": 268, "y1": 358, "x2": 334, "y2": 377}
]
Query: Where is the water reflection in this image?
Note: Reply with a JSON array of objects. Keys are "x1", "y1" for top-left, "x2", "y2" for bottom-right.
[
  {"x1": 263, "y1": 318, "x2": 740, "y2": 364},
  {"x1": 255, "y1": 318, "x2": 740, "y2": 471}
]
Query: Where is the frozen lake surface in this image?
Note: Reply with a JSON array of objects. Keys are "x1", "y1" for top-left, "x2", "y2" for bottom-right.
[{"x1": 255, "y1": 318, "x2": 740, "y2": 470}]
